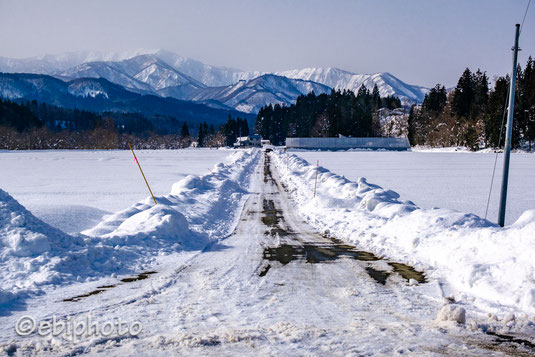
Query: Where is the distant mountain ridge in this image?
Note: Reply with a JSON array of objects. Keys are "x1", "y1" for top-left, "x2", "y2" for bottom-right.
[
  {"x1": 0, "y1": 50, "x2": 428, "y2": 113},
  {"x1": 0, "y1": 73, "x2": 253, "y2": 127},
  {"x1": 177, "y1": 74, "x2": 332, "y2": 113},
  {"x1": 55, "y1": 54, "x2": 206, "y2": 95},
  {"x1": 275, "y1": 67, "x2": 428, "y2": 103}
]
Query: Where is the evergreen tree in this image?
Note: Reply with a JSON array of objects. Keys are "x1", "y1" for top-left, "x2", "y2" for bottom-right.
[
  {"x1": 472, "y1": 69, "x2": 489, "y2": 117},
  {"x1": 485, "y1": 76, "x2": 509, "y2": 147},
  {"x1": 202, "y1": 122, "x2": 208, "y2": 139},
  {"x1": 521, "y1": 57, "x2": 535, "y2": 150},
  {"x1": 407, "y1": 105, "x2": 417, "y2": 145},
  {"x1": 223, "y1": 117, "x2": 238, "y2": 146},
  {"x1": 0, "y1": 99, "x2": 43, "y2": 132},
  {"x1": 372, "y1": 84, "x2": 381, "y2": 111},
  {"x1": 422, "y1": 84, "x2": 447, "y2": 113},
  {"x1": 452, "y1": 68, "x2": 475, "y2": 119},
  {"x1": 198, "y1": 123, "x2": 205, "y2": 147},
  {"x1": 181, "y1": 122, "x2": 190, "y2": 137}
]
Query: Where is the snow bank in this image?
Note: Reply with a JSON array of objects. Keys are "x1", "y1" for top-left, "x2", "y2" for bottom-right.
[
  {"x1": 0, "y1": 189, "x2": 77, "y2": 258},
  {"x1": 84, "y1": 149, "x2": 258, "y2": 242},
  {"x1": 0, "y1": 189, "x2": 87, "y2": 302},
  {"x1": 0, "y1": 149, "x2": 259, "y2": 308},
  {"x1": 272, "y1": 151, "x2": 535, "y2": 316}
]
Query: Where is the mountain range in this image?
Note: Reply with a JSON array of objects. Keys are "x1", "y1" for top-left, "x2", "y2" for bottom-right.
[
  {"x1": 0, "y1": 49, "x2": 428, "y2": 120},
  {"x1": 0, "y1": 73, "x2": 252, "y2": 127}
]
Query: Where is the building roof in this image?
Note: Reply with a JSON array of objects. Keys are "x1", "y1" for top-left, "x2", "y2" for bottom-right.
[{"x1": 286, "y1": 137, "x2": 410, "y2": 150}]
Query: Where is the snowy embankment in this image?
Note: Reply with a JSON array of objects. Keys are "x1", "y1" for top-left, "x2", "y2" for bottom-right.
[
  {"x1": 0, "y1": 149, "x2": 259, "y2": 310},
  {"x1": 272, "y1": 151, "x2": 535, "y2": 316},
  {"x1": 0, "y1": 149, "x2": 235, "y2": 234}
]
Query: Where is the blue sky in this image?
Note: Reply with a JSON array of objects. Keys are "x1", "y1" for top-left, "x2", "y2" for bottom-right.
[{"x1": 0, "y1": 0, "x2": 533, "y2": 87}]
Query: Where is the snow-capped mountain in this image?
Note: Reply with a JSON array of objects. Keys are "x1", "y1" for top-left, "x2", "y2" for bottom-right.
[
  {"x1": 0, "y1": 73, "x2": 70, "y2": 102},
  {"x1": 56, "y1": 54, "x2": 205, "y2": 94},
  {"x1": 0, "y1": 50, "x2": 152, "y2": 75},
  {"x1": 175, "y1": 74, "x2": 331, "y2": 113},
  {"x1": 276, "y1": 67, "x2": 428, "y2": 103},
  {"x1": 0, "y1": 73, "x2": 252, "y2": 126},
  {"x1": 0, "y1": 50, "x2": 428, "y2": 113},
  {"x1": 152, "y1": 49, "x2": 260, "y2": 87},
  {"x1": 56, "y1": 61, "x2": 154, "y2": 94},
  {"x1": 50, "y1": 54, "x2": 334, "y2": 112}
]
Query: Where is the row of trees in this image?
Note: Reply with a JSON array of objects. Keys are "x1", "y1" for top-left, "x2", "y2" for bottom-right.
[
  {"x1": 0, "y1": 99, "x2": 259, "y2": 149},
  {"x1": 254, "y1": 86, "x2": 401, "y2": 145},
  {"x1": 408, "y1": 57, "x2": 535, "y2": 150},
  {"x1": 0, "y1": 125, "x2": 195, "y2": 150},
  {"x1": 221, "y1": 116, "x2": 250, "y2": 146},
  {"x1": 0, "y1": 99, "x2": 202, "y2": 149}
]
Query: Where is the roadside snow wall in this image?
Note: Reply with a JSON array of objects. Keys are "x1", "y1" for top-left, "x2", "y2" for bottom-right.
[{"x1": 271, "y1": 151, "x2": 535, "y2": 316}]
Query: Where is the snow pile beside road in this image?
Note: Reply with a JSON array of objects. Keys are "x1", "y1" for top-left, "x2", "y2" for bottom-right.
[
  {"x1": 84, "y1": 149, "x2": 259, "y2": 243},
  {"x1": 0, "y1": 189, "x2": 86, "y2": 300},
  {"x1": 272, "y1": 151, "x2": 535, "y2": 316},
  {"x1": 0, "y1": 149, "x2": 258, "y2": 307},
  {"x1": 0, "y1": 189, "x2": 77, "y2": 258}
]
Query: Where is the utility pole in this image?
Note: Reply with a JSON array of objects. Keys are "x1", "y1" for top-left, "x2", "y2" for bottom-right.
[{"x1": 498, "y1": 24, "x2": 520, "y2": 227}]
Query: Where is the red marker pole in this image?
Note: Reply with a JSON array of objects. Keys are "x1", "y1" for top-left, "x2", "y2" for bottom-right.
[{"x1": 128, "y1": 143, "x2": 157, "y2": 205}]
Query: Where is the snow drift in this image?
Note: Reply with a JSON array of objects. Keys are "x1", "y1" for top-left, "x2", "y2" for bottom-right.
[
  {"x1": 0, "y1": 189, "x2": 86, "y2": 302},
  {"x1": 84, "y1": 149, "x2": 258, "y2": 241},
  {"x1": 0, "y1": 189, "x2": 76, "y2": 258},
  {"x1": 0, "y1": 149, "x2": 259, "y2": 309},
  {"x1": 271, "y1": 151, "x2": 535, "y2": 316}
]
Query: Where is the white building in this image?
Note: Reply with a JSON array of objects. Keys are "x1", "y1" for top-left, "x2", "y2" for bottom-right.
[
  {"x1": 285, "y1": 137, "x2": 410, "y2": 151},
  {"x1": 234, "y1": 134, "x2": 262, "y2": 148}
]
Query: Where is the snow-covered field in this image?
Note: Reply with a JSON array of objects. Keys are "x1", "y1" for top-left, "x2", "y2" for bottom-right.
[
  {"x1": 293, "y1": 150, "x2": 535, "y2": 225},
  {"x1": 0, "y1": 149, "x2": 232, "y2": 234},
  {"x1": 1, "y1": 148, "x2": 535, "y2": 355}
]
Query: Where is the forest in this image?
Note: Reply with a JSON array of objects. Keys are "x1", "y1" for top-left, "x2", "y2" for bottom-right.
[
  {"x1": 408, "y1": 56, "x2": 535, "y2": 150},
  {"x1": 254, "y1": 86, "x2": 401, "y2": 145},
  {"x1": 0, "y1": 99, "x2": 196, "y2": 149}
]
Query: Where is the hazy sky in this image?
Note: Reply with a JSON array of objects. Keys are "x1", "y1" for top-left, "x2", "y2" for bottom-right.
[{"x1": 0, "y1": 0, "x2": 533, "y2": 87}]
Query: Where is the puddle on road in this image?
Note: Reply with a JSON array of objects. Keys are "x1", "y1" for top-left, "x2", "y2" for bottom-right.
[
  {"x1": 262, "y1": 199, "x2": 282, "y2": 226},
  {"x1": 365, "y1": 267, "x2": 390, "y2": 285},
  {"x1": 263, "y1": 243, "x2": 383, "y2": 265},
  {"x1": 260, "y1": 241, "x2": 415, "y2": 285},
  {"x1": 265, "y1": 227, "x2": 291, "y2": 237},
  {"x1": 261, "y1": 236, "x2": 426, "y2": 285},
  {"x1": 63, "y1": 271, "x2": 157, "y2": 302},
  {"x1": 264, "y1": 154, "x2": 273, "y2": 183},
  {"x1": 388, "y1": 262, "x2": 426, "y2": 284}
]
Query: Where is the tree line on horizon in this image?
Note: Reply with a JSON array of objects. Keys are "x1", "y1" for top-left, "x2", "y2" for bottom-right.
[
  {"x1": 1, "y1": 57, "x2": 533, "y2": 151},
  {"x1": 253, "y1": 86, "x2": 401, "y2": 145},
  {"x1": 0, "y1": 99, "x2": 247, "y2": 149},
  {"x1": 408, "y1": 56, "x2": 535, "y2": 150}
]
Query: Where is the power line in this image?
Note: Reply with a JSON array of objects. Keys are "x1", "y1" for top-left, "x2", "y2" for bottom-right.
[{"x1": 520, "y1": 0, "x2": 531, "y2": 35}]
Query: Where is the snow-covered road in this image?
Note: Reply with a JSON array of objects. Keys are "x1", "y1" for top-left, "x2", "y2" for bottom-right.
[{"x1": 2, "y1": 150, "x2": 532, "y2": 356}]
